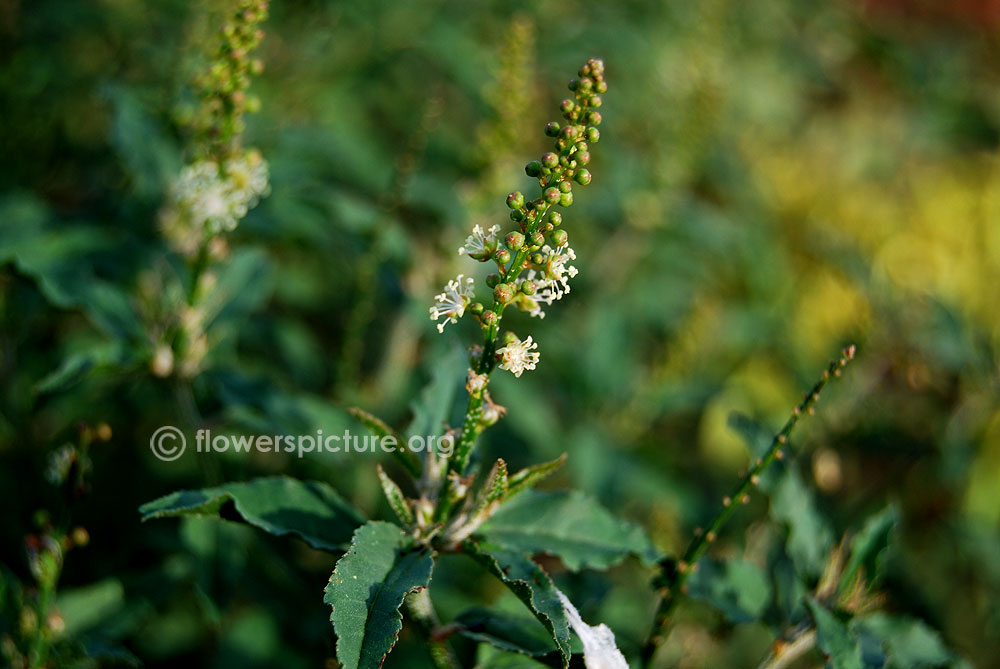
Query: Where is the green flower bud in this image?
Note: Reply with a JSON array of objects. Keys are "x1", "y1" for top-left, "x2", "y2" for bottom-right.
[
  {"x1": 577, "y1": 141, "x2": 589, "y2": 152},
  {"x1": 595, "y1": 80, "x2": 608, "y2": 94},
  {"x1": 542, "y1": 222, "x2": 554, "y2": 233},
  {"x1": 486, "y1": 273, "x2": 500, "y2": 288},
  {"x1": 544, "y1": 187, "x2": 560, "y2": 204},
  {"x1": 560, "y1": 125, "x2": 578, "y2": 140},
  {"x1": 530, "y1": 232, "x2": 545, "y2": 247},
  {"x1": 586, "y1": 111, "x2": 602, "y2": 126},
  {"x1": 530, "y1": 252, "x2": 544, "y2": 265},
  {"x1": 590, "y1": 95, "x2": 602, "y2": 108},
  {"x1": 506, "y1": 191, "x2": 525, "y2": 209},
  {"x1": 501, "y1": 330, "x2": 518, "y2": 346},
  {"x1": 559, "y1": 191, "x2": 574, "y2": 207},
  {"x1": 551, "y1": 229, "x2": 568, "y2": 246},
  {"x1": 560, "y1": 99, "x2": 575, "y2": 115},
  {"x1": 576, "y1": 151, "x2": 591, "y2": 165},
  {"x1": 545, "y1": 121, "x2": 561, "y2": 137},
  {"x1": 505, "y1": 231, "x2": 525, "y2": 251},
  {"x1": 574, "y1": 169, "x2": 592, "y2": 185},
  {"x1": 494, "y1": 248, "x2": 511, "y2": 264},
  {"x1": 586, "y1": 127, "x2": 600, "y2": 143},
  {"x1": 494, "y1": 283, "x2": 515, "y2": 304},
  {"x1": 510, "y1": 208, "x2": 525, "y2": 222},
  {"x1": 559, "y1": 181, "x2": 572, "y2": 193},
  {"x1": 542, "y1": 153, "x2": 559, "y2": 169},
  {"x1": 520, "y1": 280, "x2": 537, "y2": 295},
  {"x1": 483, "y1": 311, "x2": 498, "y2": 327},
  {"x1": 470, "y1": 302, "x2": 485, "y2": 315},
  {"x1": 568, "y1": 78, "x2": 580, "y2": 91},
  {"x1": 525, "y1": 160, "x2": 543, "y2": 177},
  {"x1": 578, "y1": 76, "x2": 594, "y2": 91},
  {"x1": 548, "y1": 211, "x2": 563, "y2": 226}
]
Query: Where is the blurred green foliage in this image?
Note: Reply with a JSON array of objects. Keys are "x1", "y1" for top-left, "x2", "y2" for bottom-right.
[{"x1": 1, "y1": 0, "x2": 998, "y2": 666}]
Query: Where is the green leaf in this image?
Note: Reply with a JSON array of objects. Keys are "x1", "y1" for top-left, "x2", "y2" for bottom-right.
[
  {"x1": 728, "y1": 411, "x2": 772, "y2": 459},
  {"x1": 841, "y1": 505, "x2": 899, "y2": 591},
  {"x1": 350, "y1": 407, "x2": 420, "y2": 478},
  {"x1": 463, "y1": 539, "x2": 571, "y2": 667},
  {"x1": 478, "y1": 489, "x2": 661, "y2": 571},
  {"x1": 456, "y1": 607, "x2": 561, "y2": 657},
  {"x1": 687, "y1": 558, "x2": 771, "y2": 623},
  {"x1": 54, "y1": 578, "x2": 125, "y2": 638},
  {"x1": 139, "y1": 476, "x2": 364, "y2": 551},
  {"x1": 506, "y1": 454, "x2": 567, "y2": 499},
  {"x1": 851, "y1": 613, "x2": 953, "y2": 668},
  {"x1": 35, "y1": 341, "x2": 131, "y2": 394},
  {"x1": 324, "y1": 521, "x2": 434, "y2": 669},
  {"x1": 768, "y1": 467, "x2": 833, "y2": 579},
  {"x1": 376, "y1": 464, "x2": 415, "y2": 526},
  {"x1": 406, "y1": 345, "x2": 466, "y2": 441},
  {"x1": 807, "y1": 598, "x2": 864, "y2": 669}
]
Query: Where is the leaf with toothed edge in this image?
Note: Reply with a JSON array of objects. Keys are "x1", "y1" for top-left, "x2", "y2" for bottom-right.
[
  {"x1": 463, "y1": 538, "x2": 572, "y2": 667},
  {"x1": 478, "y1": 489, "x2": 662, "y2": 571},
  {"x1": 139, "y1": 476, "x2": 364, "y2": 551},
  {"x1": 325, "y1": 521, "x2": 435, "y2": 669}
]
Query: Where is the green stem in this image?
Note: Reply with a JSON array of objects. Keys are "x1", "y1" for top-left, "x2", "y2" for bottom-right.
[
  {"x1": 406, "y1": 589, "x2": 459, "y2": 669},
  {"x1": 640, "y1": 346, "x2": 856, "y2": 667}
]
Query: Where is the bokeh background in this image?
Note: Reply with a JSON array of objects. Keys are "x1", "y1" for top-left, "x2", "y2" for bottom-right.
[{"x1": 1, "y1": 0, "x2": 999, "y2": 666}]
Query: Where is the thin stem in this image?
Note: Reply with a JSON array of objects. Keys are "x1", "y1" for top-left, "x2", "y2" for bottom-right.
[
  {"x1": 640, "y1": 346, "x2": 856, "y2": 667},
  {"x1": 406, "y1": 588, "x2": 459, "y2": 669},
  {"x1": 757, "y1": 628, "x2": 817, "y2": 669}
]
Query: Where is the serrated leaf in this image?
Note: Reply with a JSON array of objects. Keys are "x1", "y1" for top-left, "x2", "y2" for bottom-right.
[
  {"x1": 456, "y1": 607, "x2": 560, "y2": 657},
  {"x1": 139, "y1": 476, "x2": 364, "y2": 551},
  {"x1": 687, "y1": 558, "x2": 771, "y2": 623},
  {"x1": 841, "y1": 505, "x2": 898, "y2": 591},
  {"x1": 324, "y1": 521, "x2": 434, "y2": 669},
  {"x1": 463, "y1": 539, "x2": 572, "y2": 667},
  {"x1": 478, "y1": 490, "x2": 661, "y2": 571},
  {"x1": 768, "y1": 467, "x2": 833, "y2": 579},
  {"x1": 506, "y1": 454, "x2": 567, "y2": 499},
  {"x1": 807, "y1": 598, "x2": 864, "y2": 669},
  {"x1": 851, "y1": 613, "x2": 953, "y2": 668}
]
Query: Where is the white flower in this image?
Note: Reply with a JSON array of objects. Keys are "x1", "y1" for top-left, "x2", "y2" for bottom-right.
[
  {"x1": 556, "y1": 589, "x2": 628, "y2": 669},
  {"x1": 429, "y1": 275, "x2": 475, "y2": 333},
  {"x1": 528, "y1": 244, "x2": 579, "y2": 306},
  {"x1": 496, "y1": 335, "x2": 539, "y2": 377},
  {"x1": 458, "y1": 224, "x2": 501, "y2": 259},
  {"x1": 161, "y1": 150, "x2": 271, "y2": 254}
]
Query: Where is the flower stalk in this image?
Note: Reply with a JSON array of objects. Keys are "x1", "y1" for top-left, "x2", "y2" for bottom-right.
[
  {"x1": 429, "y1": 58, "x2": 608, "y2": 524},
  {"x1": 640, "y1": 345, "x2": 857, "y2": 666}
]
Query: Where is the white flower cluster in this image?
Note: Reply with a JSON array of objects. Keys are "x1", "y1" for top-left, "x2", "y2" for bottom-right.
[
  {"x1": 429, "y1": 274, "x2": 475, "y2": 333},
  {"x1": 522, "y1": 243, "x2": 578, "y2": 318},
  {"x1": 161, "y1": 150, "x2": 270, "y2": 255},
  {"x1": 496, "y1": 335, "x2": 539, "y2": 377},
  {"x1": 431, "y1": 218, "x2": 583, "y2": 376}
]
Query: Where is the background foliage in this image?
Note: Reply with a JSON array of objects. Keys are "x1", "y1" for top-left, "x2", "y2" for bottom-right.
[{"x1": 1, "y1": 0, "x2": 998, "y2": 666}]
